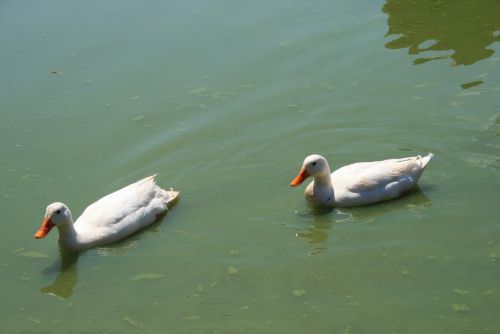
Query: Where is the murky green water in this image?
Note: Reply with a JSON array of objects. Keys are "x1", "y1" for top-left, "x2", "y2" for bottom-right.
[{"x1": 1, "y1": 0, "x2": 499, "y2": 332}]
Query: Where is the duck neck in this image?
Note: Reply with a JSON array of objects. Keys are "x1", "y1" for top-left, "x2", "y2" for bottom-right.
[
  {"x1": 57, "y1": 222, "x2": 79, "y2": 251},
  {"x1": 312, "y1": 169, "x2": 335, "y2": 205},
  {"x1": 313, "y1": 174, "x2": 334, "y2": 192}
]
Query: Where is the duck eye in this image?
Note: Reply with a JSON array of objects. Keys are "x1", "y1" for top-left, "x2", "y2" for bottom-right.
[
  {"x1": 56, "y1": 209, "x2": 61, "y2": 214},
  {"x1": 312, "y1": 162, "x2": 317, "y2": 166}
]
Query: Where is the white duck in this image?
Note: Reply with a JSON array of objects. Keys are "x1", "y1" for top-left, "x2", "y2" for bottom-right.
[
  {"x1": 291, "y1": 153, "x2": 433, "y2": 208},
  {"x1": 34, "y1": 175, "x2": 179, "y2": 252}
]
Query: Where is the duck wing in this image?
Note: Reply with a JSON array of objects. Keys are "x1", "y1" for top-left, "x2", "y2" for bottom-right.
[
  {"x1": 74, "y1": 175, "x2": 173, "y2": 244},
  {"x1": 335, "y1": 155, "x2": 431, "y2": 194}
]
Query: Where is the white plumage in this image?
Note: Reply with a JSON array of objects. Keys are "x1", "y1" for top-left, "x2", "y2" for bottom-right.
[
  {"x1": 35, "y1": 175, "x2": 179, "y2": 251},
  {"x1": 291, "y1": 154, "x2": 433, "y2": 208}
]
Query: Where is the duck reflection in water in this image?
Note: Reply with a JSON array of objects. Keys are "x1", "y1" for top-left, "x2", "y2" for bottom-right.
[
  {"x1": 382, "y1": 0, "x2": 500, "y2": 66},
  {"x1": 295, "y1": 210, "x2": 337, "y2": 256},
  {"x1": 295, "y1": 187, "x2": 432, "y2": 255},
  {"x1": 40, "y1": 250, "x2": 79, "y2": 300},
  {"x1": 39, "y1": 219, "x2": 164, "y2": 299}
]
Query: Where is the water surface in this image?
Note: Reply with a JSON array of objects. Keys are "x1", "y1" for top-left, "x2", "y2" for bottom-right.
[{"x1": 1, "y1": 0, "x2": 499, "y2": 333}]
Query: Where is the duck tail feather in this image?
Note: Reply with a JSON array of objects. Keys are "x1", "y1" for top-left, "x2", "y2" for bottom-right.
[{"x1": 419, "y1": 153, "x2": 434, "y2": 168}]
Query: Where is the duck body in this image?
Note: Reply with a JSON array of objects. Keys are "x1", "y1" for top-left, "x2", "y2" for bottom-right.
[
  {"x1": 35, "y1": 175, "x2": 179, "y2": 252},
  {"x1": 291, "y1": 154, "x2": 433, "y2": 208}
]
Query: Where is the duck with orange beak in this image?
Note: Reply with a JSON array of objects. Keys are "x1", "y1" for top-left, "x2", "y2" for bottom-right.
[
  {"x1": 34, "y1": 175, "x2": 179, "y2": 252},
  {"x1": 291, "y1": 153, "x2": 433, "y2": 208}
]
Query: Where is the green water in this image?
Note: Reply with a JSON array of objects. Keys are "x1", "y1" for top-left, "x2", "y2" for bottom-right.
[{"x1": 1, "y1": 0, "x2": 499, "y2": 332}]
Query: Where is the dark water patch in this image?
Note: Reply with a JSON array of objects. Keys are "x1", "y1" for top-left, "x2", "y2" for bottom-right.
[
  {"x1": 382, "y1": 0, "x2": 500, "y2": 66},
  {"x1": 461, "y1": 80, "x2": 484, "y2": 90}
]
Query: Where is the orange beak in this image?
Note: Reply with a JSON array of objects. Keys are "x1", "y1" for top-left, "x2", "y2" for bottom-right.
[
  {"x1": 290, "y1": 167, "x2": 309, "y2": 187},
  {"x1": 34, "y1": 218, "x2": 54, "y2": 239}
]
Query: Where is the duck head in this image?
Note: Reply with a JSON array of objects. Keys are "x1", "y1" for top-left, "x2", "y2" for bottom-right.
[
  {"x1": 35, "y1": 202, "x2": 73, "y2": 239},
  {"x1": 290, "y1": 154, "x2": 330, "y2": 186}
]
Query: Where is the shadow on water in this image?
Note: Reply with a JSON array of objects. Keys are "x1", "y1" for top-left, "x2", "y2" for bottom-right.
[
  {"x1": 382, "y1": 0, "x2": 500, "y2": 66},
  {"x1": 295, "y1": 187, "x2": 432, "y2": 255}
]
